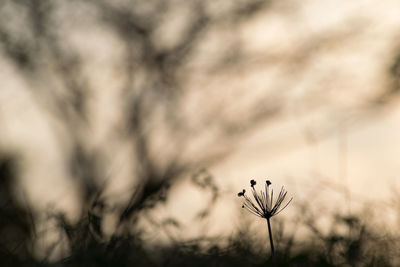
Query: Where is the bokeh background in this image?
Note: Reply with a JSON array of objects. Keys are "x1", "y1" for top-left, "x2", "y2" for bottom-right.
[{"x1": 1, "y1": 0, "x2": 400, "y2": 266}]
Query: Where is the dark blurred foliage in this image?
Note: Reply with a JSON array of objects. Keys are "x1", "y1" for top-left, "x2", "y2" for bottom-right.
[
  {"x1": 1, "y1": 0, "x2": 400, "y2": 266},
  {"x1": 1, "y1": 154, "x2": 398, "y2": 266},
  {"x1": 0, "y1": 0, "x2": 281, "y2": 256},
  {"x1": 0, "y1": 155, "x2": 37, "y2": 266}
]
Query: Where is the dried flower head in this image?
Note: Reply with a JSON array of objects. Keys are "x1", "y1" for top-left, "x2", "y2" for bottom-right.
[
  {"x1": 237, "y1": 189, "x2": 245, "y2": 197},
  {"x1": 237, "y1": 179, "x2": 292, "y2": 257},
  {"x1": 238, "y1": 179, "x2": 292, "y2": 219}
]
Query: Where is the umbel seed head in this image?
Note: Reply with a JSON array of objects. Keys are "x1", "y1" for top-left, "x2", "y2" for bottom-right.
[{"x1": 238, "y1": 179, "x2": 292, "y2": 219}]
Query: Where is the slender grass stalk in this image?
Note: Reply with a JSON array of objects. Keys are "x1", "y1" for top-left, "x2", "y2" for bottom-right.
[{"x1": 267, "y1": 217, "x2": 275, "y2": 257}]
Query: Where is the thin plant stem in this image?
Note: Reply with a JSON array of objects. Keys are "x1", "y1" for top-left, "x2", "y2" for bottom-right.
[
  {"x1": 267, "y1": 217, "x2": 275, "y2": 257},
  {"x1": 238, "y1": 179, "x2": 292, "y2": 260}
]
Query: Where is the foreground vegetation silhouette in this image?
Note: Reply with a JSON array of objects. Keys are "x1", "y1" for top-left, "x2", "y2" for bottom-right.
[
  {"x1": 1, "y1": 154, "x2": 399, "y2": 266},
  {"x1": 238, "y1": 179, "x2": 292, "y2": 258}
]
